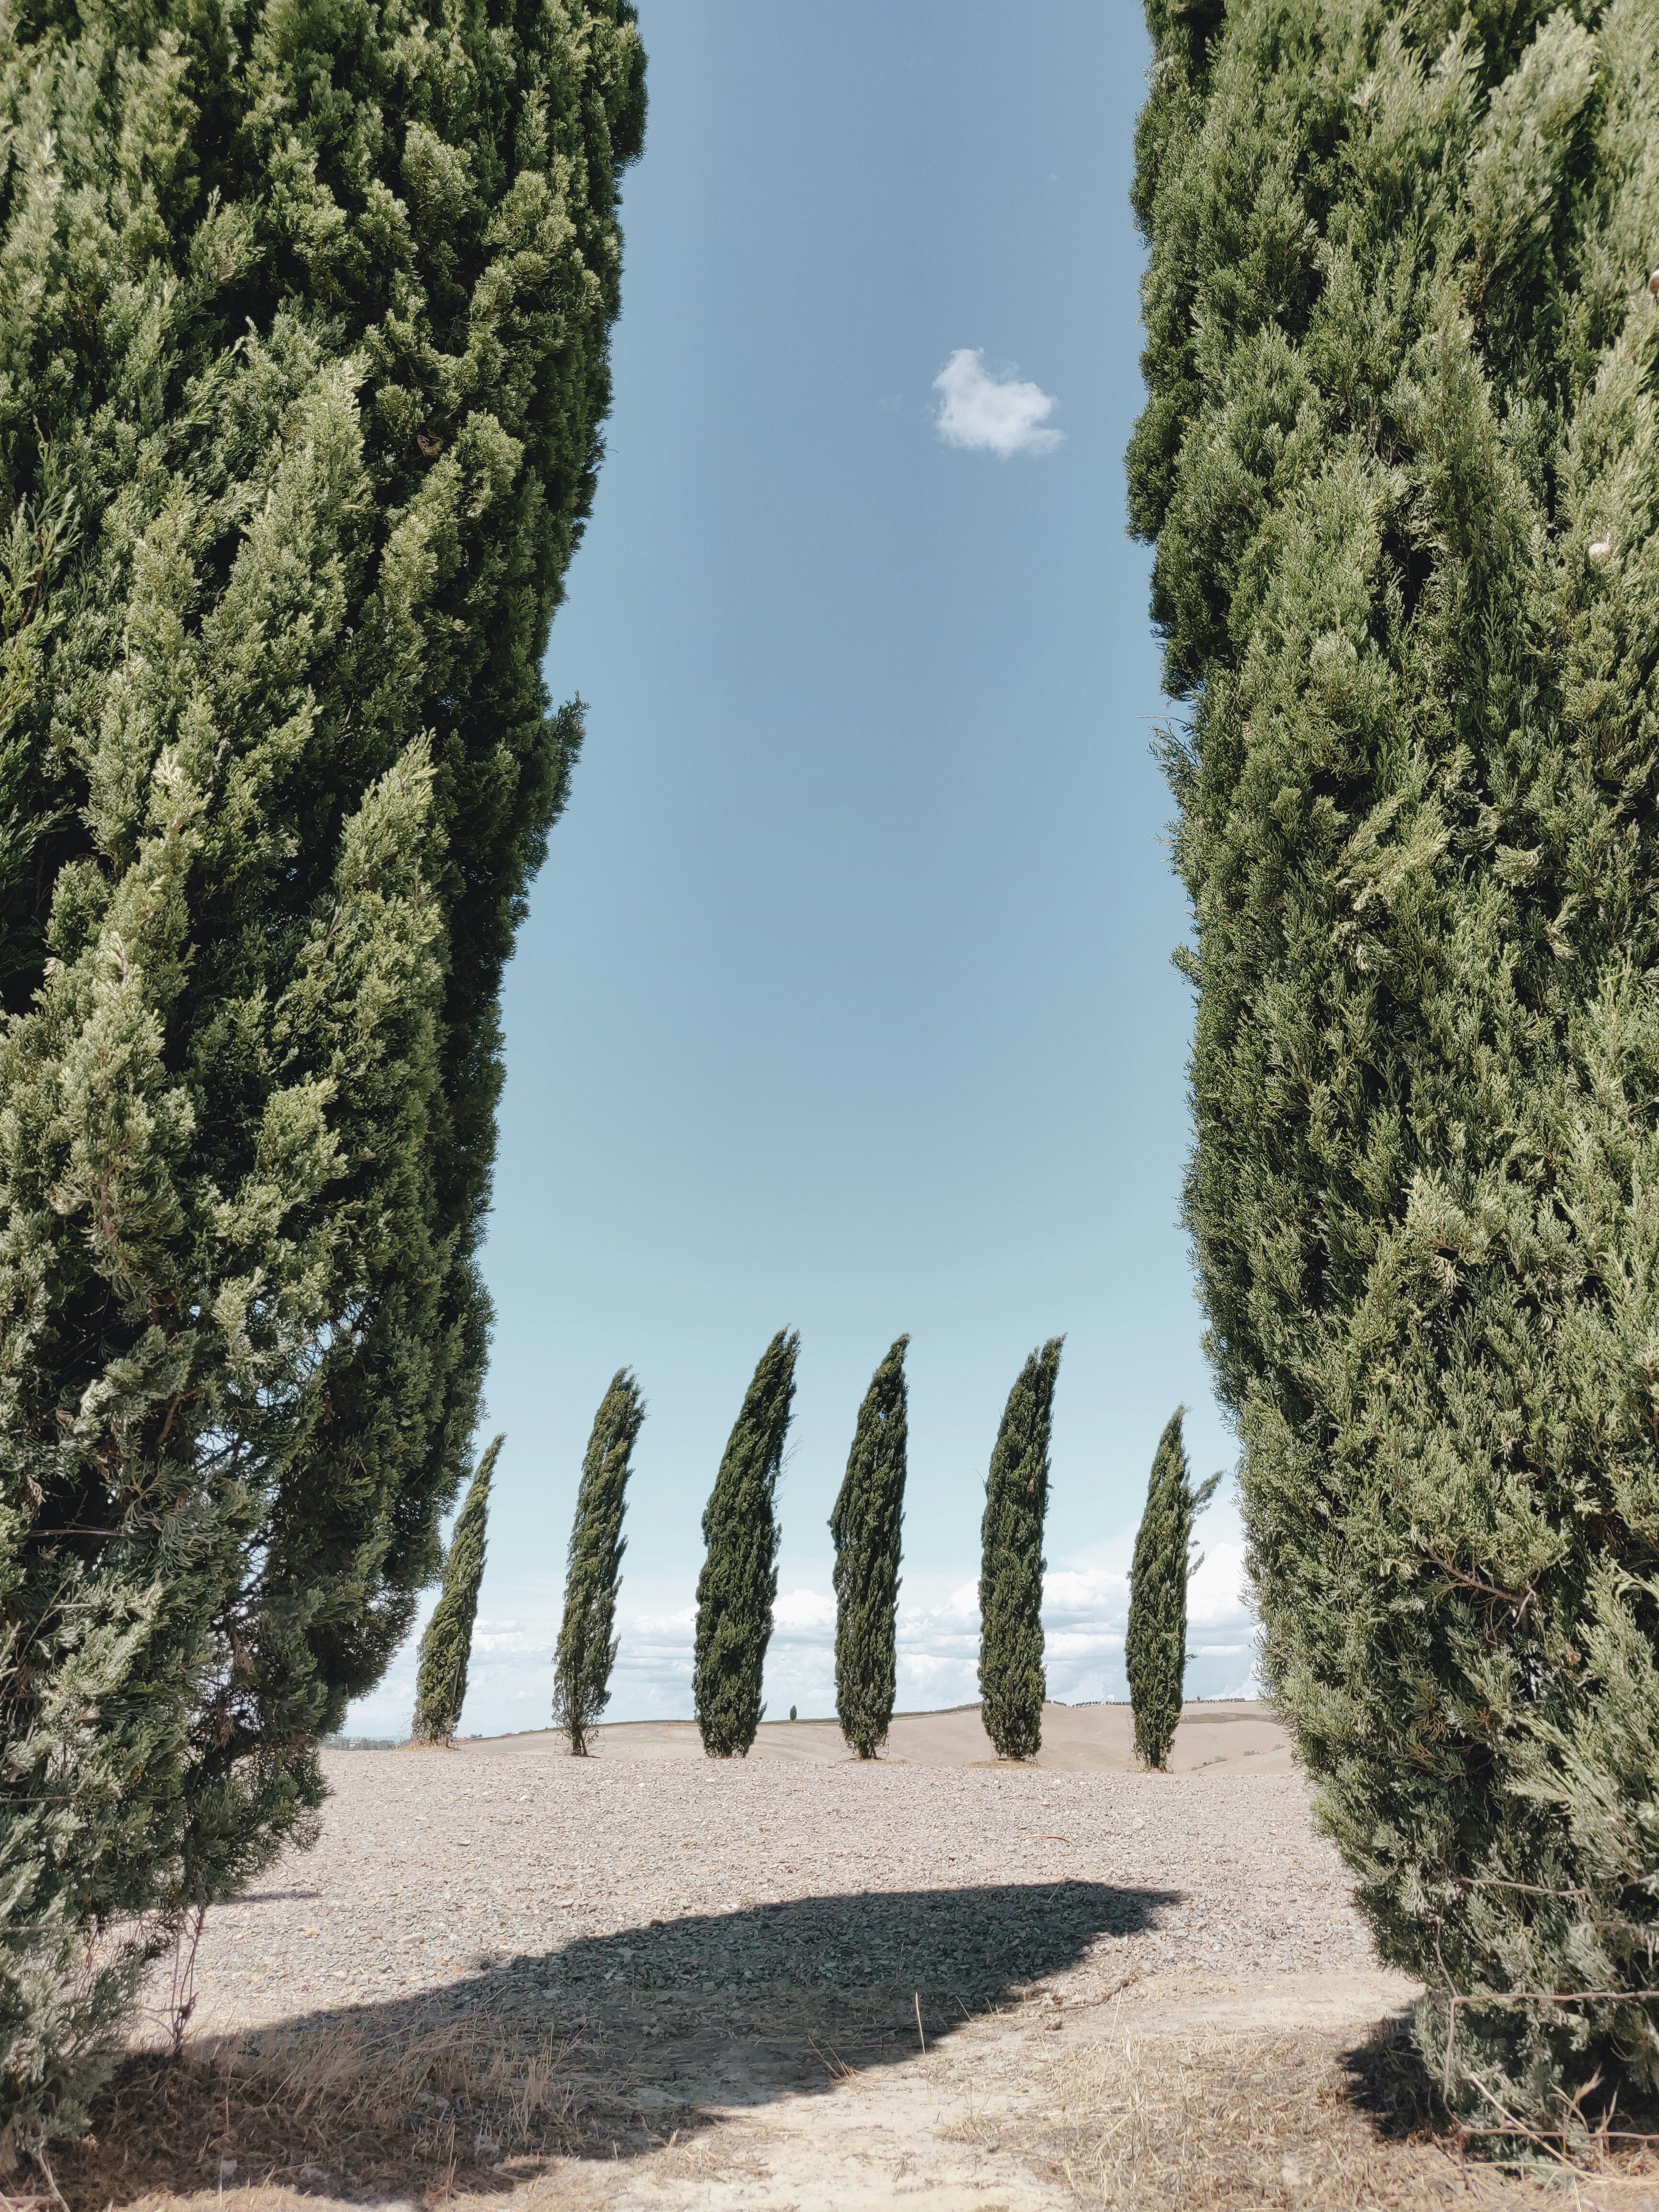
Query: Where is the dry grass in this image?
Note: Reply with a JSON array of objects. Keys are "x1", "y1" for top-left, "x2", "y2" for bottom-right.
[
  {"x1": 47, "y1": 2006, "x2": 683, "y2": 2212},
  {"x1": 1029, "y1": 2018, "x2": 1614, "y2": 2211},
  {"x1": 36, "y1": 1986, "x2": 1659, "y2": 2212}
]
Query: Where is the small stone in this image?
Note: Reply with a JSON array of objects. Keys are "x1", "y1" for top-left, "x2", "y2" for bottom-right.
[
  {"x1": 217, "y1": 2158, "x2": 239, "y2": 2183},
  {"x1": 1589, "y1": 538, "x2": 1614, "y2": 564},
  {"x1": 1649, "y1": 268, "x2": 1659, "y2": 299}
]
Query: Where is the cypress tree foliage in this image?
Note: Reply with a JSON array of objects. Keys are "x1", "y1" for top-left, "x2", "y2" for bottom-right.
[
  {"x1": 694, "y1": 1332, "x2": 798, "y2": 1758},
  {"x1": 0, "y1": 0, "x2": 645, "y2": 2149},
  {"x1": 830, "y1": 1335, "x2": 910, "y2": 1759},
  {"x1": 412, "y1": 1435, "x2": 504, "y2": 1744},
  {"x1": 1132, "y1": 0, "x2": 1659, "y2": 2129},
  {"x1": 552, "y1": 1368, "x2": 644, "y2": 1755},
  {"x1": 978, "y1": 1339, "x2": 1063, "y2": 1761},
  {"x1": 1124, "y1": 1411, "x2": 1221, "y2": 1771}
]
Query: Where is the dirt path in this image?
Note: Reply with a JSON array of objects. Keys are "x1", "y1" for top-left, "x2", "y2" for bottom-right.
[{"x1": 524, "y1": 1965, "x2": 1424, "y2": 2210}]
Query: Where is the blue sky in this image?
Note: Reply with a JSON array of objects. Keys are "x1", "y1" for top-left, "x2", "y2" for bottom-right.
[{"x1": 348, "y1": 0, "x2": 1256, "y2": 1739}]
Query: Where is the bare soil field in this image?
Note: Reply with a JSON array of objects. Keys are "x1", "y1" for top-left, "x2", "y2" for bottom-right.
[
  {"x1": 60, "y1": 1706, "x2": 1635, "y2": 2212},
  {"x1": 463, "y1": 1699, "x2": 1295, "y2": 1775}
]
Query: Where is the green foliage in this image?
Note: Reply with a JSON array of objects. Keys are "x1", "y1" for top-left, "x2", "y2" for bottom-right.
[
  {"x1": 979, "y1": 1339, "x2": 1062, "y2": 1761},
  {"x1": 412, "y1": 1435, "x2": 503, "y2": 1744},
  {"x1": 553, "y1": 1369, "x2": 644, "y2": 1755},
  {"x1": 1131, "y1": 0, "x2": 1659, "y2": 2129},
  {"x1": 0, "y1": 0, "x2": 644, "y2": 2150},
  {"x1": 830, "y1": 1335, "x2": 909, "y2": 1759},
  {"x1": 694, "y1": 1332, "x2": 798, "y2": 1759},
  {"x1": 1125, "y1": 1411, "x2": 1221, "y2": 1770}
]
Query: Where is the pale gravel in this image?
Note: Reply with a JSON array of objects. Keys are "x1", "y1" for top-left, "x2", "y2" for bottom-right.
[{"x1": 177, "y1": 1749, "x2": 1374, "y2": 2039}]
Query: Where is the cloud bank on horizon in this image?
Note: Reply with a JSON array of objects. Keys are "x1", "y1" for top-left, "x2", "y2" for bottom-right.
[
  {"x1": 348, "y1": 1498, "x2": 1258, "y2": 1740},
  {"x1": 933, "y1": 348, "x2": 1062, "y2": 457}
]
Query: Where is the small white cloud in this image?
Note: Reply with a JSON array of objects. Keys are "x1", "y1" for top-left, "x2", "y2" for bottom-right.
[
  {"x1": 772, "y1": 1587, "x2": 837, "y2": 1634},
  {"x1": 934, "y1": 349, "x2": 1062, "y2": 457},
  {"x1": 1187, "y1": 1539, "x2": 1252, "y2": 1630},
  {"x1": 627, "y1": 1603, "x2": 696, "y2": 1640}
]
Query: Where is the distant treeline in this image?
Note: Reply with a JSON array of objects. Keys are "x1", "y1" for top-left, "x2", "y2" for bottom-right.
[{"x1": 412, "y1": 1336, "x2": 1220, "y2": 1775}]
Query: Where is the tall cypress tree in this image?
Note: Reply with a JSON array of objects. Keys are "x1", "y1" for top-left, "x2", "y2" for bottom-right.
[
  {"x1": 553, "y1": 1369, "x2": 644, "y2": 1755},
  {"x1": 1133, "y1": 0, "x2": 1659, "y2": 2128},
  {"x1": 1124, "y1": 1411, "x2": 1221, "y2": 1771},
  {"x1": 694, "y1": 1331, "x2": 798, "y2": 1758},
  {"x1": 830, "y1": 1335, "x2": 909, "y2": 1759},
  {"x1": 0, "y1": 0, "x2": 644, "y2": 2149},
  {"x1": 412, "y1": 1435, "x2": 504, "y2": 1745},
  {"x1": 978, "y1": 1339, "x2": 1063, "y2": 1761}
]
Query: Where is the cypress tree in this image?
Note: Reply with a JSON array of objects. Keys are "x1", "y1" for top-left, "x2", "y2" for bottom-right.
[
  {"x1": 694, "y1": 1331, "x2": 798, "y2": 1758},
  {"x1": 1132, "y1": 0, "x2": 1659, "y2": 2128},
  {"x1": 830, "y1": 1334, "x2": 910, "y2": 1759},
  {"x1": 0, "y1": 0, "x2": 644, "y2": 2149},
  {"x1": 978, "y1": 1339, "x2": 1063, "y2": 1761},
  {"x1": 412, "y1": 1435, "x2": 504, "y2": 1745},
  {"x1": 1124, "y1": 1410, "x2": 1221, "y2": 1771},
  {"x1": 552, "y1": 1368, "x2": 644, "y2": 1755}
]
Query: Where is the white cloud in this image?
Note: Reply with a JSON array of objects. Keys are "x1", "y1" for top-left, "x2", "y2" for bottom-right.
[
  {"x1": 772, "y1": 1587, "x2": 837, "y2": 1635},
  {"x1": 1188, "y1": 1538, "x2": 1251, "y2": 1628},
  {"x1": 933, "y1": 349, "x2": 1062, "y2": 457}
]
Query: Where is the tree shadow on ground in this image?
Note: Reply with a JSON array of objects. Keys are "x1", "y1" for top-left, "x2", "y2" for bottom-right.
[
  {"x1": 1339, "y1": 2012, "x2": 1448, "y2": 2142},
  {"x1": 60, "y1": 1880, "x2": 1175, "y2": 2207},
  {"x1": 1341, "y1": 2009, "x2": 1659, "y2": 2179},
  {"x1": 1330, "y1": 2019, "x2": 1556, "y2": 2205}
]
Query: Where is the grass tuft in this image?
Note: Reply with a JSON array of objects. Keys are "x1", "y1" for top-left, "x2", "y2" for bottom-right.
[
  {"x1": 48, "y1": 2007, "x2": 663, "y2": 2210},
  {"x1": 1035, "y1": 2018, "x2": 1583, "y2": 2209}
]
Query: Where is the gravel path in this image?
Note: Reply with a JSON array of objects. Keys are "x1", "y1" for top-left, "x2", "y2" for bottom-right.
[{"x1": 176, "y1": 1748, "x2": 1371, "y2": 2039}]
